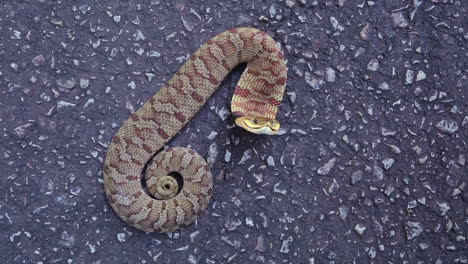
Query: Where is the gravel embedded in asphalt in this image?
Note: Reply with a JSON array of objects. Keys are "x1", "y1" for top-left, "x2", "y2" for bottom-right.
[{"x1": 1, "y1": 0, "x2": 467, "y2": 263}]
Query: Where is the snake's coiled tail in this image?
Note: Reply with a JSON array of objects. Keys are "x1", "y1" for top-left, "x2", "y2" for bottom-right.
[{"x1": 103, "y1": 28, "x2": 287, "y2": 232}]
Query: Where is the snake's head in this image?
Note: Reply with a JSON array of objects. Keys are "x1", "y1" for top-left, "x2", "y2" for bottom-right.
[{"x1": 235, "y1": 116, "x2": 281, "y2": 135}]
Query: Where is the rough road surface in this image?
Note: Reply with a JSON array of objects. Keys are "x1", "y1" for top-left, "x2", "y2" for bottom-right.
[{"x1": 1, "y1": 0, "x2": 467, "y2": 263}]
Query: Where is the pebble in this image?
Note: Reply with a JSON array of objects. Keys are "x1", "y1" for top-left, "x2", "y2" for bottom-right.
[
  {"x1": 368, "y1": 247, "x2": 376, "y2": 259},
  {"x1": 279, "y1": 236, "x2": 293, "y2": 253},
  {"x1": 117, "y1": 233, "x2": 126, "y2": 242},
  {"x1": 58, "y1": 231, "x2": 75, "y2": 248},
  {"x1": 258, "y1": 15, "x2": 269, "y2": 22},
  {"x1": 416, "y1": 70, "x2": 426, "y2": 81},
  {"x1": 269, "y1": 5, "x2": 276, "y2": 18},
  {"x1": 436, "y1": 119, "x2": 458, "y2": 134},
  {"x1": 373, "y1": 165, "x2": 384, "y2": 181},
  {"x1": 285, "y1": 0, "x2": 295, "y2": 7},
  {"x1": 305, "y1": 71, "x2": 324, "y2": 90},
  {"x1": 216, "y1": 107, "x2": 229, "y2": 121},
  {"x1": 207, "y1": 131, "x2": 218, "y2": 140},
  {"x1": 236, "y1": 15, "x2": 252, "y2": 25},
  {"x1": 207, "y1": 143, "x2": 218, "y2": 167},
  {"x1": 436, "y1": 201, "x2": 450, "y2": 216},
  {"x1": 238, "y1": 149, "x2": 252, "y2": 164},
  {"x1": 317, "y1": 158, "x2": 336, "y2": 175},
  {"x1": 381, "y1": 158, "x2": 394, "y2": 170},
  {"x1": 267, "y1": 156, "x2": 275, "y2": 166},
  {"x1": 135, "y1": 30, "x2": 145, "y2": 41},
  {"x1": 57, "y1": 78, "x2": 76, "y2": 90},
  {"x1": 87, "y1": 243, "x2": 96, "y2": 254},
  {"x1": 79, "y1": 78, "x2": 90, "y2": 89},
  {"x1": 351, "y1": 170, "x2": 363, "y2": 185},
  {"x1": 405, "y1": 70, "x2": 415, "y2": 84},
  {"x1": 181, "y1": 16, "x2": 194, "y2": 32},
  {"x1": 14, "y1": 123, "x2": 33, "y2": 138},
  {"x1": 224, "y1": 150, "x2": 231, "y2": 163},
  {"x1": 354, "y1": 223, "x2": 366, "y2": 235},
  {"x1": 255, "y1": 235, "x2": 266, "y2": 252},
  {"x1": 417, "y1": 197, "x2": 426, "y2": 205},
  {"x1": 221, "y1": 235, "x2": 240, "y2": 248},
  {"x1": 273, "y1": 182, "x2": 287, "y2": 195},
  {"x1": 32, "y1": 54, "x2": 45, "y2": 66},
  {"x1": 360, "y1": 23, "x2": 370, "y2": 40},
  {"x1": 330, "y1": 17, "x2": 344, "y2": 31},
  {"x1": 325, "y1": 68, "x2": 336, "y2": 82},
  {"x1": 338, "y1": 205, "x2": 349, "y2": 221},
  {"x1": 225, "y1": 219, "x2": 242, "y2": 231},
  {"x1": 57, "y1": 100, "x2": 76, "y2": 112},
  {"x1": 381, "y1": 127, "x2": 397, "y2": 136},
  {"x1": 462, "y1": 116, "x2": 468, "y2": 127},
  {"x1": 379, "y1": 82, "x2": 390, "y2": 90},
  {"x1": 405, "y1": 221, "x2": 423, "y2": 240},
  {"x1": 392, "y1": 12, "x2": 408, "y2": 28},
  {"x1": 385, "y1": 143, "x2": 401, "y2": 154},
  {"x1": 367, "y1": 59, "x2": 379, "y2": 72},
  {"x1": 419, "y1": 243, "x2": 429, "y2": 250}
]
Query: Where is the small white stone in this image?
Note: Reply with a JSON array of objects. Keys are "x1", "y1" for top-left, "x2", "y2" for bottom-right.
[
  {"x1": 224, "y1": 150, "x2": 231, "y2": 163},
  {"x1": 57, "y1": 101, "x2": 76, "y2": 111},
  {"x1": 128, "y1": 81, "x2": 136, "y2": 90},
  {"x1": 148, "y1": 51, "x2": 161, "y2": 57},
  {"x1": 14, "y1": 123, "x2": 33, "y2": 137},
  {"x1": 238, "y1": 149, "x2": 252, "y2": 164},
  {"x1": 405, "y1": 70, "x2": 415, "y2": 84},
  {"x1": 354, "y1": 223, "x2": 366, "y2": 235},
  {"x1": 207, "y1": 131, "x2": 218, "y2": 140},
  {"x1": 325, "y1": 67, "x2": 336, "y2": 82},
  {"x1": 368, "y1": 247, "x2": 376, "y2": 259},
  {"x1": 436, "y1": 202, "x2": 450, "y2": 216},
  {"x1": 317, "y1": 158, "x2": 336, "y2": 175},
  {"x1": 416, "y1": 70, "x2": 426, "y2": 81},
  {"x1": 134, "y1": 30, "x2": 145, "y2": 41},
  {"x1": 367, "y1": 59, "x2": 379, "y2": 71},
  {"x1": 84, "y1": 98, "x2": 94, "y2": 108},
  {"x1": 269, "y1": 5, "x2": 276, "y2": 18},
  {"x1": 285, "y1": 0, "x2": 295, "y2": 7},
  {"x1": 330, "y1": 17, "x2": 339, "y2": 29},
  {"x1": 381, "y1": 158, "x2": 394, "y2": 170},
  {"x1": 392, "y1": 12, "x2": 408, "y2": 28},
  {"x1": 436, "y1": 119, "x2": 458, "y2": 134},
  {"x1": 117, "y1": 233, "x2": 126, "y2": 242},
  {"x1": 379, "y1": 82, "x2": 390, "y2": 90},
  {"x1": 245, "y1": 217, "x2": 254, "y2": 227},
  {"x1": 279, "y1": 236, "x2": 293, "y2": 253},
  {"x1": 207, "y1": 143, "x2": 218, "y2": 167},
  {"x1": 273, "y1": 182, "x2": 287, "y2": 195},
  {"x1": 79, "y1": 78, "x2": 89, "y2": 89},
  {"x1": 267, "y1": 156, "x2": 275, "y2": 166},
  {"x1": 216, "y1": 107, "x2": 229, "y2": 121},
  {"x1": 381, "y1": 127, "x2": 396, "y2": 136},
  {"x1": 405, "y1": 222, "x2": 423, "y2": 240}
]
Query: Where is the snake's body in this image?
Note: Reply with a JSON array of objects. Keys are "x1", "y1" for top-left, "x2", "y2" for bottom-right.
[{"x1": 103, "y1": 28, "x2": 287, "y2": 232}]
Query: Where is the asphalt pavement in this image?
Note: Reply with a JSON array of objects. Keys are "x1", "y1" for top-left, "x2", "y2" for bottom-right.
[{"x1": 1, "y1": 0, "x2": 467, "y2": 263}]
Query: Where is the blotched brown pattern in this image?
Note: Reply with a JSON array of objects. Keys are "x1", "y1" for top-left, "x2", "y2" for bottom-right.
[{"x1": 103, "y1": 28, "x2": 288, "y2": 232}]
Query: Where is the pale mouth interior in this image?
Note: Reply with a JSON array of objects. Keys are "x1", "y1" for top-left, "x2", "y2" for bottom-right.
[{"x1": 235, "y1": 116, "x2": 280, "y2": 135}]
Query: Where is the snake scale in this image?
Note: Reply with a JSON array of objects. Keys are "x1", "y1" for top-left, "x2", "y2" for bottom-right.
[{"x1": 103, "y1": 28, "x2": 287, "y2": 232}]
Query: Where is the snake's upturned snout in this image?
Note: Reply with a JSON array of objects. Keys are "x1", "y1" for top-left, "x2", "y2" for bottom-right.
[{"x1": 235, "y1": 116, "x2": 281, "y2": 135}]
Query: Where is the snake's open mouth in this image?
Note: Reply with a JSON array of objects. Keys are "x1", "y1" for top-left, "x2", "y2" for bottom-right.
[{"x1": 235, "y1": 116, "x2": 280, "y2": 135}]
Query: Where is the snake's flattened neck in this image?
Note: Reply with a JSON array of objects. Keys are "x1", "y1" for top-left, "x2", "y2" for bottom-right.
[{"x1": 235, "y1": 116, "x2": 280, "y2": 135}]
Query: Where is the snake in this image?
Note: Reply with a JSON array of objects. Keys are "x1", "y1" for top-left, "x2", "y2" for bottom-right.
[{"x1": 103, "y1": 28, "x2": 287, "y2": 232}]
